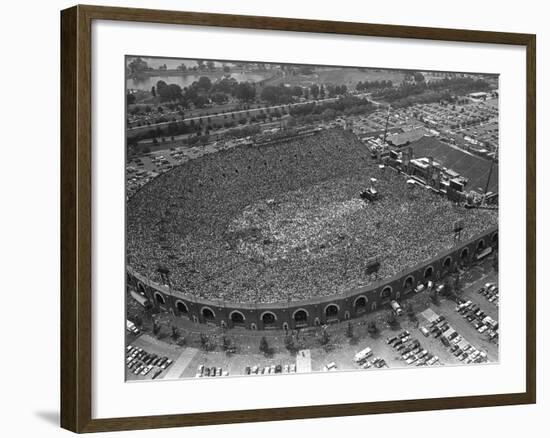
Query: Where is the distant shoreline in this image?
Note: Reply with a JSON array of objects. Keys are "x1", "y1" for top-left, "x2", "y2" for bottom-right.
[{"x1": 126, "y1": 67, "x2": 266, "y2": 80}]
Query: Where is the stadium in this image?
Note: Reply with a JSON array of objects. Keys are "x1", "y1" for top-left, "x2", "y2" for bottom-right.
[{"x1": 126, "y1": 128, "x2": 498, "y2": 330}]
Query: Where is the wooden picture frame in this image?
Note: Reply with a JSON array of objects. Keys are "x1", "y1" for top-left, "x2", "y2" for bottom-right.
[{"x1": 60, "y1": 4, "x2": 536, "y2": 433}]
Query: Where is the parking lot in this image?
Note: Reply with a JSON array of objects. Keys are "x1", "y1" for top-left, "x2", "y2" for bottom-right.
[{"x1": 126, "y1": 263, "x2": 498, "y2": 381}]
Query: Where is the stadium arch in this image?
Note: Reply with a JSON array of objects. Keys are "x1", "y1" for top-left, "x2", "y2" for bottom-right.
[
  {"x1": 175, "y1": 300, "x2": 188, "y2": 315},
  {"x1": 260, "y1": 311, "x2": 277, "y2": 327},
  {"x1": 460, "y1": 247, "x2": 470, "y2": 260},
  {"x1": 477, "y1": 239, "x2": 486, "y2": 251},
  {"x1": 137, "y1": 282, "x2": 146, "y2": 295},
  {"x1": 403, "y1": 275, "x2": 415, "y2": 293},
  {"x1": 443, "y1": 256, "x2": 452, "y2": 269},
  {"x1": 154, "y1": 292, "x2": 165, "y2": 305},
  {"x1": 292, "y1": 308, "x2": 309, "y2": 326},
  {"x1": 324, "y1": 303, "x2": 340, "y2": 319},
  {"x1": 201, "y1": 306, "x2": 216, "y2": 321},
  {"x1": 353, "y1": 295, "x2": 368, "y2": 313},
  {"x1": 424, "y1": 266, "x2": 434, "y2": 280},
  {"x1": 229, "y1": 310, "x2": 246, "y2": 325},
  {"x1": 380, "y1": 286, "x2": 392, "y2": 301}
]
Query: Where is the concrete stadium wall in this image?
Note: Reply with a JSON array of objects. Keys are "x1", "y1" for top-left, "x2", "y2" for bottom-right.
[{"x1": 127, "y1": 226, "x2": 498, "y2": 331}]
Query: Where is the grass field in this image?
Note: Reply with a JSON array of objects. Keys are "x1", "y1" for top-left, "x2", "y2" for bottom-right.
[{"x1": 410, "y1": 136, "x2": 499, "y2": 193}]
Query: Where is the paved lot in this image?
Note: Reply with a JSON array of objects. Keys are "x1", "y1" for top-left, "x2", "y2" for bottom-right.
[
  {"x1": 127, "y1": 261, "x2": 498, "y2": 380},
  {"x1": 163, "y1": 347, "x2": 199, "y2": 380}
]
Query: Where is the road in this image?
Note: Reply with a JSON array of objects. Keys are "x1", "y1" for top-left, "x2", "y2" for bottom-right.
[{"x1": 127, "y1": 96, "x2": 340, "y2": 133}]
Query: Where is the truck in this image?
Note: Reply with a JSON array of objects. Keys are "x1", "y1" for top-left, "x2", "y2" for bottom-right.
[
  {"x1": 354, "y1": 347, "x2": 373, "y2": 363},
  {"x1": 126, "y1": 320, "x2": 140, "y2": 335},
  {"x1": 390, "y1": 300, "x2": 404, "y2": 316}
]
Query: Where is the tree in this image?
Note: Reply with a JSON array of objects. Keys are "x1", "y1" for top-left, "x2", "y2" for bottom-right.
[
  {"x1": 429, "y1": 289, "x2": 440, "y2": 305},
  {"x1": 152, "y1": 320, "x2": 160, "y2": 336},
  {"x1": 319, "y1": 328, "x2": 331, "y2": 346},
  {"x1": 171, "y1": 325, "x2": 179, "y2": 341},
  {"x1": 386, "y1": 311, "x2": 398, "y2": 328},
  {"x1": 127, "y1": 57, "x2": 149, "y2": 74},
  {"x1": 130, "y1": 314, "x2": 142, "y2": 328},
  {"x1": 345, "y1": 322, "x2": 354, "y2": 339},
  {"x1": 367, "y1": 321, "x2": 378, "y2": 336},
  {"x1": 405, "y1": 303, "x2": 417, "y2": 322},
  {"x1": 310, "y1": 84, "x2": 320, "y2": 99},
  {"x1": 200, "y1": 333, "x2": 213, "y2": 351},
  {"x1": 284, "y1": 334, "x2": 296, "y2": 353},
  {"x1": 197, "y1": 76, "x2": 212, "y2": 92},
  {"x1": 221, "y1": 336, "x2": 232, "y2": 352},
  {"x1": 259, "y1": 336, "x2": 271, "y2": 356},
  {"x1": 126, "y1": 93, "x2": 136, "y2": 105},
  {"x1": 234, "y1": 82, "x2": 256, "y2": 102}
]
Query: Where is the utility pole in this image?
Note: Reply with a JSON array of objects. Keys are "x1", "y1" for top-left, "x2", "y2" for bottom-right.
[
  {"x1": 483, "y1": 144, "x2": 498, "y2": 200},
  {"x1": 382, "y1": 105, "x2": 392, "y2": 145}
]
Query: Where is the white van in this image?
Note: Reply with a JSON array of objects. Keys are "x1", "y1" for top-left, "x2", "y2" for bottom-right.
[
  {"x1": 390, "y1": 300, "x2": 404, "y2": 316},
  {"x1": 354, "y1": 347, "x2": 373, "y2": 363}
]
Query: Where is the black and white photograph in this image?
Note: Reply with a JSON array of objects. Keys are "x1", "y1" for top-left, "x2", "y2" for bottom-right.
[{"x1": 124, "y1": 57, "x2": 500, "y2": 381}]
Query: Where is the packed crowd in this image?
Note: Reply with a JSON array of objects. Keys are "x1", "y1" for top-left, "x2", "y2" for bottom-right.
[{"x1": 127, "y1": 129, "x2": 498, "y2": 304}]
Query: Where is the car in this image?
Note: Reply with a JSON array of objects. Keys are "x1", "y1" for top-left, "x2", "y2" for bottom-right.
[
  {"x1": 245, "y1": 366, "x2": 251, "y2": 375},
  {"x1": 275, "y1": 364, "x2": 283, "y2": 373},
  {"x1": 284, "y1": 364, "x2": 290, "y2": 373},
  {"x1": 217, "y1": 367, "x2": 223, "y2": 376},
  {"x1": 324, "y1": 362, "x2": 337, "y2": 371},
  {"x1": 198, "y1": 364, "x2": 205, "y2": 376},
  {"x1": 222, "y1": 371, "x2": 229, "y2": 377},
  {"x1": 386, "y1": 336, "x2": 398, "y2": 344},
  {"x1": 361, "y1": 361, "x2": 372, "y2": 369},
  {"x1": 152, "y1": 369, "x2": 163, "y2": 379},
  {"x1": 270, "y1": 365, "x2": 276, "y2": 374},
  {"x1": 406, "y1": 356, "x2": 418, "y2": 365},
  {"x1": 251, "y1": 365, "x2": 259, "y2": 374},
  {"x1": 420, "y1": 326, "x2": 430, "y2": 337},
  {"x1": 417, "y1": 350, "x2": 428, "y2": 359},
  {"x1": 478, "y1": 325, "x2": 488, "y2": 333},
  {"x1": 427, "y1": 356, "x2": 439, "y2": 366},
  {"x1": 141, "y1": 365, "x2": 152, "y2": 376}
]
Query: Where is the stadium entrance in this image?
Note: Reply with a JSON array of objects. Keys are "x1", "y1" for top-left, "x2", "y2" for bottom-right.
[{"x1": 293, "y1": 309, "x2": 309, "y2": 328}]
